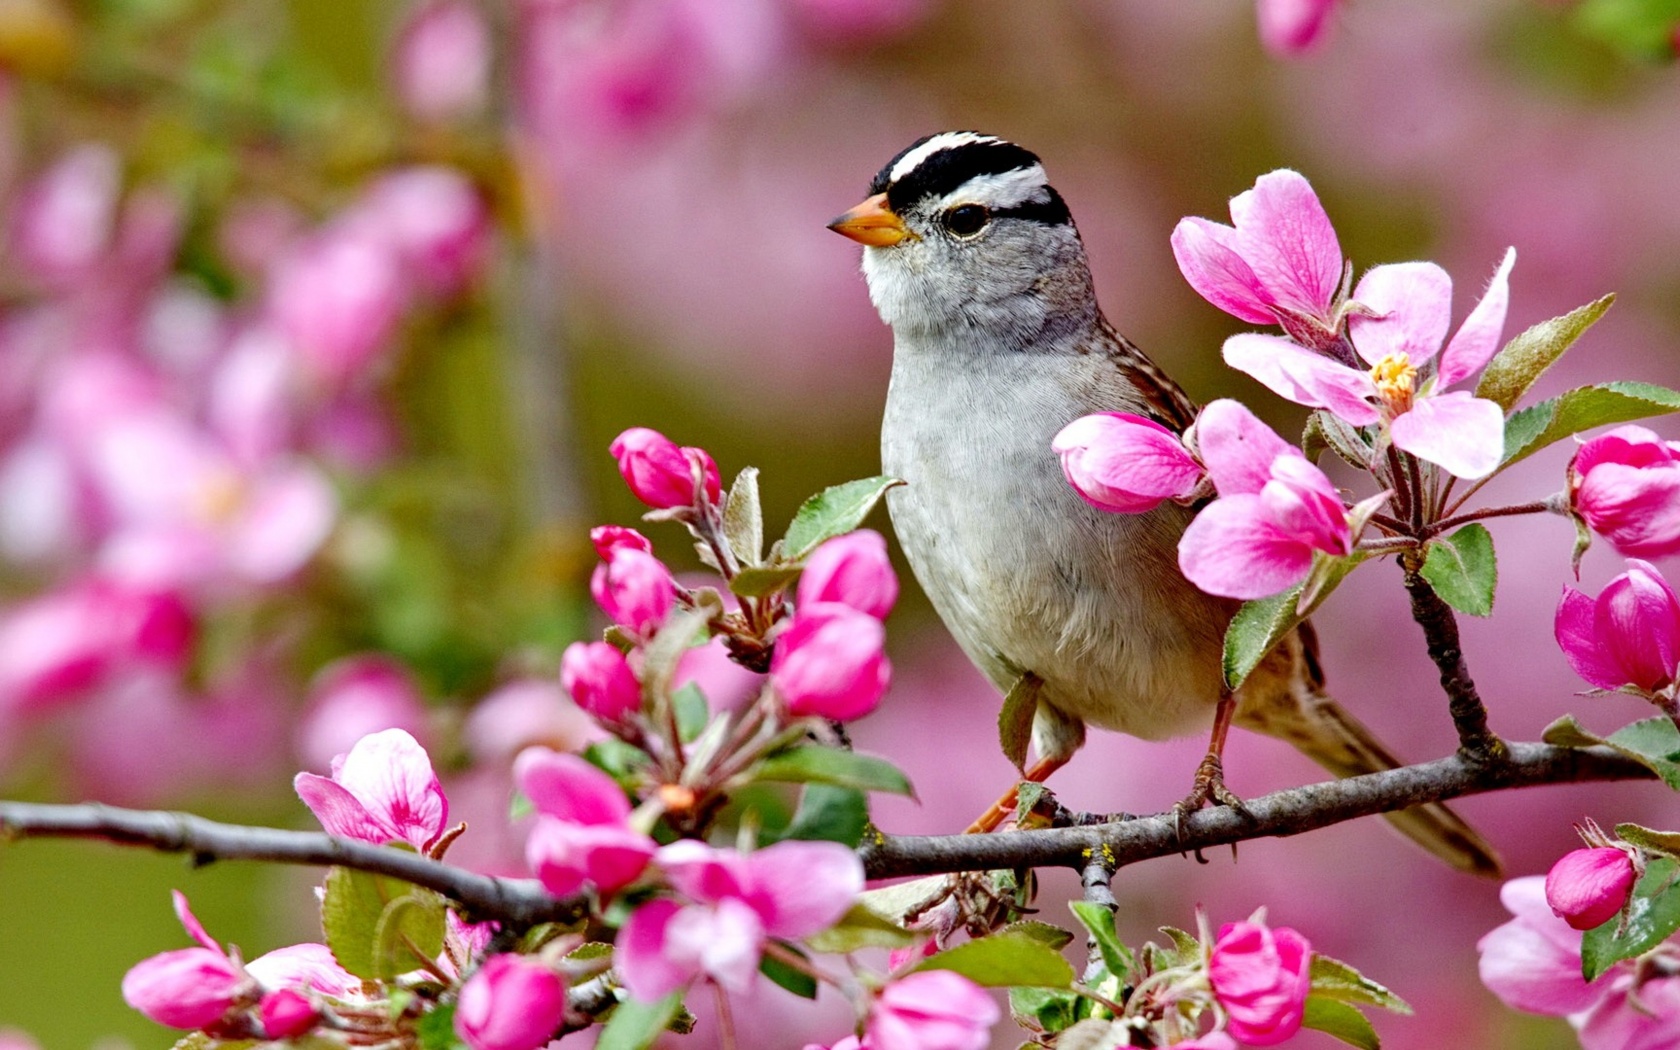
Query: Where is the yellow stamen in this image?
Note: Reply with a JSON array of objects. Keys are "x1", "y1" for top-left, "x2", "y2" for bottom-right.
[{"x1": 1369, "y1": 353, "x2": 1417, "y2": 413}]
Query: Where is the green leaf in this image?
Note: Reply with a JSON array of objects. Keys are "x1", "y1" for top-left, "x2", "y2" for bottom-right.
[
  {"x1": 760, "y1": 944, "x2": 818, "y2": 998},
  {"x1": 805, "y1": 902, "x2": 917, "y2": 954},
  {"x1": 1069, "y1": 902, "x2": 1135, "y2": 981},
  {"x1": 672, "y1": 682, "x2": 709, "y2": 743},
  {"x1": 170, "y1": 1038, "x2": 256, "y2": 1050},
  {"x1": 371, "y1": 891, "x2": 447, "y2": 979},
  {"x1": 858, "y1": 876, "x2": 949, "y2": 925},
  {"x1": 1302, "y1": 996, "x2": 1381, "y2": 1050},
  {"x1": 912, "y1": 929, "x2": 1076, "y2": 988},
  {"x1": 754, "y1": 746, "x2": 915, "y2": 797},
  {"x1": 416, "y1": 1004, "x2": 466, "y2": 1050},
  {"x1": 1614, "y1": 822, "x2": 1680, "y2": 858},
  {"x1": 639, "y1": 607, "x2": 713, "y2": 700},
  {"x1": 1574, "y1": 0, "x2": 1680, "y2": 61},
  {"x1": 1222, "y1": 552, "x2": 1368, "y2": 688},
  {"x1": 998, "y1": 920, "x2": 1076, "y2": 951},
  {"x1": 1607, "y1": 717, "x2": 1680, "y2": 790},
  {"x1": 1303, "y1": 410, "x2": 1374, "y2": 470},
  {"x1": 728, "y1": 564, "x2": 802, "y2": 599},
  {"x1": 781, "y1": 477, "x2": 904, "y2": 560},
  {"x1": 1158, "y1": 925, "x2": 1202, "y2": 967},
  {"x1": 1009, "y1": 987, "x2": 1083, "y2": 1035},
  {"x1": 1501, "y1": 382, "x2": 1680, "y2": 472},
  {"x1": 779, "y1": 784, "x2": 869, "y2": 846},
  {"x1": 322, "y1": 867, "x2": 432, "y2": 980},
  {"x1": 1310, "y1": 954, "x2": 1412, "y2": 1013},
  {"x1": 998, "y1": 674, "x2": 1041, "y2": 773},
  {"x1": 597, "y1": 993, "x2": 684, "y2": 1050},
  {"x1": 584, "y1": 738, "x2": 649, "y2": 781},
  {"x1": 723, "y1": 467, "x2": 764, "y2": 566},
  {"x1": 1582, "y1": 856, "x2": 1680, "y2": 979},
  {"x1": 1541, "y1": 714, "x2": 1607, "y2": 749},
  {"x1": 1476, "y1": 295, "x2": 1615, "y2": 411},
  {"x1": 1418, "y1": 524, "x2": 1497, "y2": 618}
]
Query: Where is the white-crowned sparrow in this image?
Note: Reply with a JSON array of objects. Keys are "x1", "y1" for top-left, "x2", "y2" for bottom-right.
[{"x1": 829, "y1": 131, "x2": 1499, "y2": 876}]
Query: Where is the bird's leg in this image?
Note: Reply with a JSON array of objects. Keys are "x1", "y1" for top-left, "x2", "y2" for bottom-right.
[
  {"x1": 965, "y1": 754, "x2": 1069, "y2": 834},
  {"x1": 1172, "y1": 692, "x2": 1249, "y2": 837}
]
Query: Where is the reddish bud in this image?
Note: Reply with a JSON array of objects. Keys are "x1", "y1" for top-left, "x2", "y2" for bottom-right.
[
  {"x1": 770, "y1": 603, "x2": 890, "y2": 721},
  {"x1": 560, "y1": 640, "x2": 642, "y2": 722},
  {"x1": 798, "y1": 530, "x2": 898, "y2": 619},
  {"x1": 609, "y1": 427, "x2": 721, "y2": 509},
  {"x1": 453, "y1": 955, "x2": 567, "y2": 1050},
  {"x1": 1546, "y1": 847, "x2": 1637, "y2": 931},
  {"x1": 1208, "y1": 919, "x2": 1312, "y2": 1046},
  {"x1": 258, "y1": 989, "x2": 318, "y2": 1039},
  {"x1": 590, "y1": 547, "x2": 674, "y2": 635}
]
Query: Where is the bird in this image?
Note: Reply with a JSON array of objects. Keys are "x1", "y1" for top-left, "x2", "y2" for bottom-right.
[{"x1": 826, "y1": 130, "x2": 1500, "y2": 877}]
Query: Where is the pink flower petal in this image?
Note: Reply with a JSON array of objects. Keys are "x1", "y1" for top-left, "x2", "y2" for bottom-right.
[
  {"x1": 1576, "y1": 976, "x2": 1680, "y2": 1050},
  {"x1": 1256, "y1": 0, "x2": 1338, "y2": 57},
  {"x1": 743, "y1": 840, "x2": 864, "y2": 938},
  {"x1": 667, "y1": 897, "x2": 766, "y2": 994},
  {"x1": 1438, "y1": 248, "x2": 1516, "y2": 388},
  {"x1": 1348, "y1": 262, "x2": 1453, "y2": 366},
  {"x1": 512, "y1": 747, "x2": 631, "y2": 826},
  {"x1": 1170, "y1": 218, "x2": 1277, "y2": 325},
  {"x1": 1478, "y1": 877, "x2": 1608, "y2": 1016},
  {"x1": 616, "y1": 900, "x2": 694, "y2": 1001},
  {"x1": 1556, "y1": 587, "x2": 1628, "y2": 691},
  {"x1": 245, "y1": 943, "x2": 362, "y2": 997},
  {"x1": 1222, "y1": 334, "x2": 1380, "y2": 425},
  {"x1": 226, "y1": 463, "x2": 337, "y2": 584},
  {"x1": 328, "y1": 728, "x2": 448, "y2": 849},
  {"x1": 293, "y1": 773, "x2": 390, "y2": 844},
  {"x1": 1389, "y1": 392, "x2": 1505, "y2": 479},
  {"x1": 1193, "y1": 399, "x2": 1297, "y2": 496},
  {"x1": 1053, "y1": 412, "x2": 1204, "y2": 514},
  {"x1": 1229, "y1": 169, "x2": 1342, "y2": 318},
  {"x1": 1179, "y1": 495, "x2": 1316, "y2": 600},
  {"x1": 1577, "y1": 464, "x2": 1680, "y2": 558},
  {"x1": 171, "y1": 889, "x2": 221, "y2": 953}
]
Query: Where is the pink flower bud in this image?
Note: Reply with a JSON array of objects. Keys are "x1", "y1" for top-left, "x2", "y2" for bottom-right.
[
  {"x1": 453, "y1": 955, "x2": 567, "y2": 1050},
  {"x1": 591, "y1": 524, "x2": 654, "y2": 558},
  {"x1": 590, "y1": 547, "x2": 675, "y2": 636},
  {"x1": 798, "y1": 530, "x2": 898, "y2": 619},
  {"x1": 268, "y1": 229, "x2": 405, "y2": 385},
  {"x1": 1570, "y1": 425, "x2": 1680, "y2": 559},
  {"x1": 560, "y1": 641, "x2": 642, "y2": 722},
  {"x1": 1207, "y1": 919, "x2": 1312, "y2": 1046},
  {"x1": 1546, "y1": 847, "x2": 1637, "y2": 931},
  {"x1": 867, "y1": 970, "x2": 998, "y2": 1050},
  {"x1": 392, "y1": 0, "x2": 491, "y2": 124},
  {"x1": 770, "y1": 603, "x2": 891, "y2": 721},
  {"x1": 1256, "y1": 0, "x2": 1339, "y2": 57},
  {"x1": 1555, "y1": 559, "x2": 1680, "y2": 696},
  {"x1": 121, "y1": 948, "x2": 245, "y2": 1030},
  {"x1": 258, "y1": 989, "x2": 318, "y2": 1039},
  {"x1": 1052, "y1": 412, "x2": 1204, "y2": 514},
  {"x1": 609, "y1": 427, "x2": 721, "y2": 509}
]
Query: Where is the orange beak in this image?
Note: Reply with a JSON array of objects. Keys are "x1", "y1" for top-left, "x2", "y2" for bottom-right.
[{"x1": 827, "y1": 192, "x2": 915, "y2": 247}]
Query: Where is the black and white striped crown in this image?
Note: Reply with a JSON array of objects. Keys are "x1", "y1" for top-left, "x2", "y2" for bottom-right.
[{"x1": 869, "y1": 131, "x2": 1072, "y2": 227}]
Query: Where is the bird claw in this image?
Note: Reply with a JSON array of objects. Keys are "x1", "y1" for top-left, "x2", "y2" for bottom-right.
[{"x1": 1171, "y1": 752, "x2": 1251, "y2": 844}]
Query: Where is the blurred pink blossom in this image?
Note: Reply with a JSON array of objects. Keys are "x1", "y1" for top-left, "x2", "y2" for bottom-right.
[
  {"x1": 463, "y1": 677, "x2": 604, "y2": 765},
  {"x1": 786, "y1": 0, "x2": 930, "y2": 43},
  {"x1": 1256, "y1": 0, "x2": 1338, "y2": 57},
  {"x1": 1053, "y1": 412, "x2": 1204, "y2": 514},
  {"x1": 297, "y1": 654, "x2": 432, "y2": 772},
  {"x1": 393, "y1": 1, "x2": 492, "y2": 124},
  {"x1": 1555, "y1": 559, "x2": 1680, "y2": 697},
  {"x1": 1174, "y1": 1034, "x2": 1239, "y2": 1050},
  {"x1": 1546, "y1": 847, "x2": 1636, "y2": 931},
  {"x1": 770, "y1": 601, "x2": 891, "y2": 720},
  {"x1": 267, "y1": 227, "x2": 406, "y2": 386},
  {"x1": 1207, "y1": 917, "x2": 1312, "y2": 1046},
  {"x1": 217, "y1": 196, "x2": 305, "y2": 279},
  {"x1": 866, "y1": 969, "x2": 998, "y2": 1050},
  {"x1": 351, "y1": 167, "x2": 490, "y2": 297},
  {"x1": 516, "y1": 746, "x2": 655, "y2": 897},
  {"x1": 453, "y1": 955, "x2": 567, "y2": 1050},
  {"x1": 1478, "y1": 876, "x2": 1614, "y2": 1017},
  {"x1": 1575, "y1": 974, "x2": 1680, "y2": 1050},
  {"x1": 1570, "y1": 425, "x2": 1680, "y2": 559},
  {"x1": 7, "y1": 143, "x2": 121, "y2": 288},
  {"x1": 797, "y1": 529, "x2": 897, "y2": 619},
  {"x1": 674, "y1": 634, "x2": 764, "y2": 713},
  {"x1": 294, "y1": 728, "x2": 450, "y2": 851}
]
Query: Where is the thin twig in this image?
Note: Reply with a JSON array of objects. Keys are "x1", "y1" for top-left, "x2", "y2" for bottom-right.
[
  {"x1": 1399, "y1": 550, "x2": 1506, "y2": 762},
  {"x1": 1426, "y1": 500, "x2": 1557, "y2": 538}
]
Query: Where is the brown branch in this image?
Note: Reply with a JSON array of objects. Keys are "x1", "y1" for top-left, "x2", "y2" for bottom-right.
[
  {"x1": 1400, "y1": 550, "x2": 1506, "y2": 762},
  {"x1": 860, "y1": 741, "x2": 1652, "y2": 879}
]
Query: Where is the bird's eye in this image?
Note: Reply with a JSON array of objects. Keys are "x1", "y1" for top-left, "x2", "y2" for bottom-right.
[{"x1": 943, "y1": 204, "x2": 990, "y2": 237}]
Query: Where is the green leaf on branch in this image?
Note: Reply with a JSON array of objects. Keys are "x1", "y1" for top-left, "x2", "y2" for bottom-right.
[
  {"x1": 1010, "y1": 987, "x2": 1082, "y2": 1035},
  {"x1": 1303, "y1": 410, "x2": 1374, "y2": 470},
  {"x1": 723, "y1": 466, "x2": 764, "y2": 566},
  {"x1": 322, "y1": 866, "x2": 436, "y2": 980},
  {"x1": 1309, "y1": 954, "x2": 1412, "y2": 1013},
  {"x1": 1542, "y1": 715, "x2": 1680, "y2": 788},
  {"x1": 911, "y1": 929, "x2": 1076, "y2": 988},
  {"x1": 1475, "y1": 294, "x2": 1615, "y2": 411},
  {"x1": 1541, "y1": 714, "x2": 1607, "y2": 749},
  {"x1": 597, "y1": 993, "x2": 684, "y2": 1050},
  {"x1": 754, "y1": 745, "x2": 915, "y2": 797},
  {"x1": 779, "y1": 784, "x2": 869, "y2": 846},
  {"x1": 1500, "y1": 382, "x2": 1680, "y2": 472},
  {"x1": 998, "y1": 920, "x2": 1075, "y2": 951},
  {"x1": 1582, "y1": 856, "x2": 1680, "y2": 979},
  {"x1": 1615, "y1": 822, "x2": 1680, "y2": 858},
  {"x1": 805, "y1": 902, "x2": 916, "y2": 954},
  {"x1": 1302, "y1": 996, "x2": 1381, "y2": 1050},
  {"x1": 672, "y1": 682, "x2": 709, "y2": 743},
  {"x1": 998, "y1": 674, "x2": 1041, "y2": 773},
  {"x1": 1223, "y1": 552, "x2": 1368, "y2": 688},
  {"x1": 781, "y1": 477, "x2": 904, "y2": 560},
  {"x1": 760, "y1": 944, "x2": 818, "y2": 999},
  {"x1": 1419, "y1": 524, "x2": 1497, "y2": 618},
  {"x1": 416, "y1": 1004, "x2": 466, "y2": 1050},
  {"x1": 371, "y1": 891, "x2": 446, "y2": 979},
  {"x1": 728, "y1": 564, "x2": 802, "y2": 598},
  {"x1": 1070, "y1": 902, "x2": 1135, "y2": 981}
]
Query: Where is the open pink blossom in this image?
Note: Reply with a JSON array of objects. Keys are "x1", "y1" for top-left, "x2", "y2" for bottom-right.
[
  {"x1": 1256, "y1": 0, "x2": 1338, "y2": 57},
  {"x1": 1178, "y1": 400, "x2": 1352, "y2": 600},
  {"x1": 770, "y1": 602, "x2": 891, "y2": 720},
  {"x1": 294, "y1": 728, "x2": 449, "y2": 851},
  {"x1": 867, "y1": 970, "x2": 999, "y2": 1050},
  {"x1": 609, "y1": 426, "x2": 721, "y2": 509},
  {"x1": 121, "y1": 891, "x2": 248, "y2": 1030},
  {"x1": 351, "y1": 167, "x2": 489, "y2": 297},
  {"x1": 1171, "y1": 170, "x2": 1342, "y2": 340},
  {"x1": 1208, "y1": 918, "x2": 1312, "y2": 1046},
  {"x1": 1570, "y1": 425, "x2": 1680, "y2": 558},
  {"x1": 1546, "y1": 847, "x2": 1637, "y2": 931},
  {"x1": 798, "y1": 529, "x2": 898, "y2": 619},
  {"x1": 7, "y1": 143, "x2": 121, "y2": 287},
  {"x1": 1224, "y1": 249, "x2": 1516, "y2": 479},
  {"x1": 515, "y1": 747, "x2": 655, "y2": 897},
  {"x1": 1052, "y1": 412, "x2": 1204, "y2": 514},
  {"x1": 1479, "y1": 876, "x2": 1618, "y2": 1017},
  {"x1": 1555, "y1": 559, "x2": 1680, "y2": 696},
  {"x1": 454, "y1": 955, "x2": 567, "y2": 1050}
]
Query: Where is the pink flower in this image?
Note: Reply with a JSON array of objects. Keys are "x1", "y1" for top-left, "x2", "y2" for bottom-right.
[
  {"x1": 268, "y1": 228, "x2": 406, "y2": 385},
  {"x1": 1207, "y1": 918, "x2": 1312, "y2": 1046},
  {"x1": 1052, "y1": 412, "x2": 1205, "y2": 514},
  {"x1": 257, "y1": 990, "x2": 318, "y2": 1040},
  {"x1": 1478, "y1": 876, "x2": 1615, "y2": 1016},
  {"x1": 1546, "y1": 847, "x2": 1637, "y2": 931},
  {"x1": 515, "y1": 747, "x2": 655, "y2": 897},
  {"x1": 590, "y1": 546, "x2": 675, "y2": 636},
  {"x1": 590, "y1": 524, "x2": 653, "y2": 558},
  {"x1": 1170, "y1": 170, "x2": 1342, "y2": 341},
  {"x1": 798, "y1": 530, "x2": 898, "y2": 619},
  {"x1": 616, "y1": 839, "x2": 862, "y2": 1000},
  {"x1": 867, "y1": 970, "x2": 999, "y2": 1050},
  {"x1": 1223, "y1": 249, "x2": 1516, "y2": 479},
  {"x1": 392, "y1": 1, "x2": 491, "y2": 124},
  {"x1": 1178, "y1": 400, "x2": 1352, "y2": 600},
  {"x1": 1256, "y1": 0, "x2": 1338, "y2": 57},
  {"x1": 560, "y1": 640, "x2": 642, "y2": 722},
  {"x1": 609, "y1": 426, "x2": 721, "y2": 510},
  {"x1": 453, "y1": 955, "x2": 567, "y2": 1050},
  {"x1": 243, "y1": 942, "x2": 361, "y2": 999},
  {"x1": 120, "y1": 892, "x2": 248, "y2": 1030},
  {"x1": 770, "y1": 602, "x2": 891, "y2": 720},
  {"x1": 294, "y1": 728, "x2": 449, "y2": 851},
  {"x1": 463, "y1": 678, "x2": 605, "y2": 764},
  {"x1": 1576, "y1": 975, "x2": 1680, "y2": 1050},
  {"x1": 297, "y1": 654, "x2": 431, "y2": 773},
  {"x1": 352, "y1": 167, "x2": 489, "y2": 297},
  {"x1": 1555, "y1": 560, "x2": 1680, "y2": 696},
  {"x1": 1570, "y1": 425, "x2": 1680, "y2": 558},
  {"x1": 7, "y1": 144, "x2": 121, "y2": 287}
]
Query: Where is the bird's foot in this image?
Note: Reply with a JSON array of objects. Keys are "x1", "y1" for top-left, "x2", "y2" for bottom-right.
[
  {"x1": 965, "y1": 756, "x2": 1070, "y2": 834},
  {"x1": 1171, "y1": 751, "x2": 1250, "y2": 843}
]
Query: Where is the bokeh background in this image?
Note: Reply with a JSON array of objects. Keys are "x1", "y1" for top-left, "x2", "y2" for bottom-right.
[{"x1": 1, "y1": 0, "x2": 1678, "y2": 1047}]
